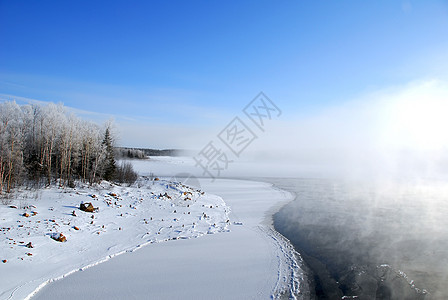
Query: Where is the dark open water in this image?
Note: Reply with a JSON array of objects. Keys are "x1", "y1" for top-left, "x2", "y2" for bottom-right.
[{"x1": 267, "y1": 178, "x2": 448, "y2": 300}]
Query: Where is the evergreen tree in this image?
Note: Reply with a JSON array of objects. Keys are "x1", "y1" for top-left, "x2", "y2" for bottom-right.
[{"x1": 102, "y1": 127, "x2": 116, "y2": 181}]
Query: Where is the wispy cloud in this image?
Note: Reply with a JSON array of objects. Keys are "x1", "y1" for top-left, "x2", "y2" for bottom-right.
[
  {"x1": 0, "y1": 71, "x2": 232, "y2": 126},
  {"x1": 0, "y1": 93, "x2": 113, "y2": 121},
  {"x1": 0, "y1": 92, "x2": 224, "y2": 150}
]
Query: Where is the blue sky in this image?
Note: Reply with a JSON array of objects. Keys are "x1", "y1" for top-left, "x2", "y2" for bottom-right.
[{"x1": 1, "y1": 1, "x2": 448, "y2": 148}]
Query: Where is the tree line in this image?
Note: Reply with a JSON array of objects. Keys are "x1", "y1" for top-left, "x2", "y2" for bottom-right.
[
  {"x1": 0, "y1": 101, "x2": 133, "y2": 194},
  {"x1": 115, "y1": 147, "x2": 182, "y2": 158},
  {"x1": 115, "y1": 147, "x2": 147, "y2": 159}
]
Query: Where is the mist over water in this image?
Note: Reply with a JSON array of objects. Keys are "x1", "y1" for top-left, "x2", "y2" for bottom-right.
[
  {"x1": 140, "y1": 81, "x2": 448, "y2": 299},
  {"x1": 270, "y1": 178, "x2": 448, "y2": 299},
  {"x1": 222, "y1": 82, "x2": 448, "y2": 299}
]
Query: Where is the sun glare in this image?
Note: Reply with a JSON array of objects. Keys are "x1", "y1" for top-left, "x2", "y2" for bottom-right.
[{"x1": 380, "y1": 86, "x2": 448, "y2": 151}]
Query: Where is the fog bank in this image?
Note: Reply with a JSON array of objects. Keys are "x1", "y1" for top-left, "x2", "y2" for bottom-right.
[{"x1": 229, "y1": 80, "x2": 448, "y2": 180}]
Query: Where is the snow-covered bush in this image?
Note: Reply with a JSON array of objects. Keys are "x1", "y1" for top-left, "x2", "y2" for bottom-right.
[{"x1": 115, "y1": 161, "x2": 138, "y2": 186}]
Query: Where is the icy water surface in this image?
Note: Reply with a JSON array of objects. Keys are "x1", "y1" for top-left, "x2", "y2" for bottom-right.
[{"x1": 269, "y1": 178, "x2": 448, "y2": 299}]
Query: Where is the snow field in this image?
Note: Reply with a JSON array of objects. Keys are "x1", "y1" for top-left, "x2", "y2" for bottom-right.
[
  {"x1": 34, "y1": 178, "x2": 305, "y2": 300},
  {"x1": 0, "y1": 177, "x2": 230, "y2": 300}
]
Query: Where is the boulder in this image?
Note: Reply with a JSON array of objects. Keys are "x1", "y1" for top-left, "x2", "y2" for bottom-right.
[
  {"x1": 51, "y1": 233, "x2": 67, "y2": 242},
  {"x1": 80, "y1": 202, "x2": 95, "y2": 213}
]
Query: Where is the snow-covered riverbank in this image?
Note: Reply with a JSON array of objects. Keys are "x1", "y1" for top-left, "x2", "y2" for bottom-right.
[
  {"x1": 0, "y1": 177, "x2": 230, "y2": 300},
  {"x1": 33, "y1": 178, "x2": 306, "y2": 299},
  {"x1": 1, "y1": 157, "x2": 306, "y2": 299}
]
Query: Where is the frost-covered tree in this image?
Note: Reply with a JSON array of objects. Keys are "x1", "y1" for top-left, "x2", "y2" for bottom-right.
[
  {"x1": 35, "y1": 103, "x2": 61, "y2": 185},
  {"x1": 0, "y1": 100, "x2": 121, "y2": 193},
  {"x1": 21, "y1": 104, "x2": 43, "y2": 181},
  {"x1": 0, "y1": 101, "x2": 25, "y2": 193},
  {"x1": 78, "y1": 121, "x2": 106, "y2": 184}
]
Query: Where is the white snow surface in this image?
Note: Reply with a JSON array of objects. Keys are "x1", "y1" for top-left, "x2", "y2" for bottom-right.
[{"x1": 1, "y1": 158, "x2": 304, "y2": 300}]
